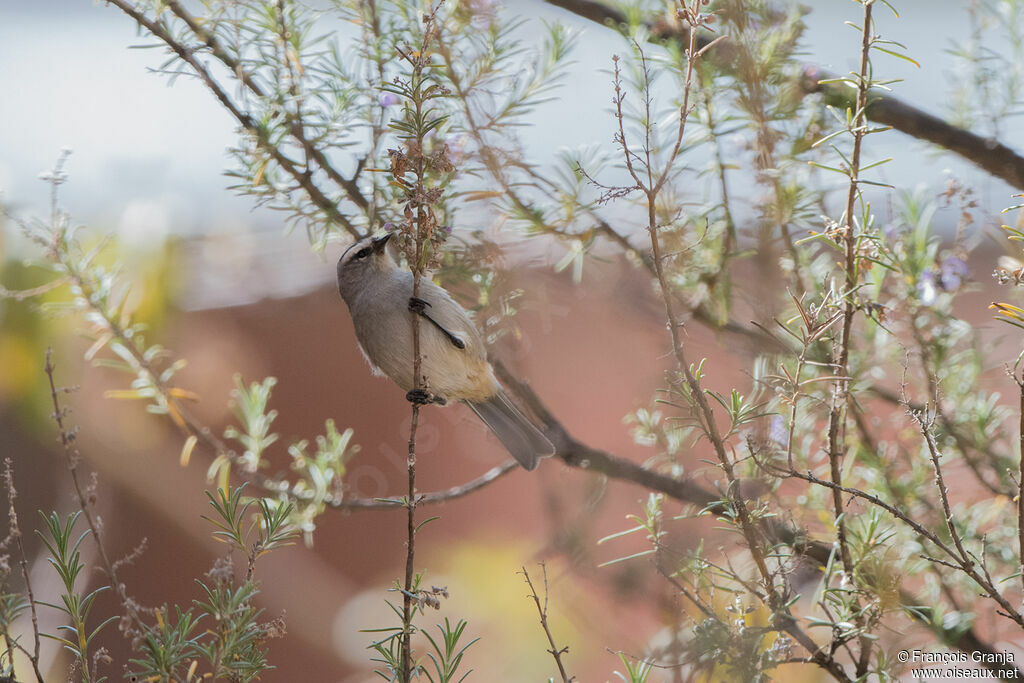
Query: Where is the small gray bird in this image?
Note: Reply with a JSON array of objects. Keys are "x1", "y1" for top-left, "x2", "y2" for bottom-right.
[{"x1": 336, "y1": 232, "x2": 555, "y2": 470}]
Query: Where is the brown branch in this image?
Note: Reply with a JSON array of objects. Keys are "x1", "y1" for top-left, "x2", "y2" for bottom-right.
[
  {"x1": 503, "y1": 356, "x2": 1024, "y2": 678},
  {"x1": 545, "y1": 0, "x2": 1024, "y2": 191},
  {"x1": 827, "y1": 3, "x2": 873, "y2": 676},
  {"x1": 329, "y1": 461, "x2": 518, "y2": 510},
  {"x1": 402, "y1": 406, "x2": 420, "y2": 683},
  {"x1": 43, "y1": 350, "x2": 145, "y2": 641},
  {"x1": 806, "y1": 68, "x2": 1024, "y2": 190},
  {"x1": 163, "y1": 0, "x2": 371, "y2": 217},
  {"x1": 103, "y1": 0, "x2": 361, "y2": 238},
  {"x1": 3, "y1": 461, "x2": 45, "y2": 683},
  {"x1": 521, "y1": 564, "x2": 574, "y2": 683},
  {"x1": 493, "y1": 361, "x2": 718, "y2": 509},
  {"x1": 1017, "y1": 375, "x2": 1024, "y2": 595}
]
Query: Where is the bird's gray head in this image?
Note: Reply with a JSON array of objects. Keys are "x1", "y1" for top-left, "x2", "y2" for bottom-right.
[{"x1": 336, "y1": 232, "x2": 397, "y2": 304}]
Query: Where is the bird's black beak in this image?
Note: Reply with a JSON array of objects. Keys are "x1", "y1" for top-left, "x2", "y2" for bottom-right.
[{"x1": 372, "y1": 231, "x2": 393, "y2": 253}]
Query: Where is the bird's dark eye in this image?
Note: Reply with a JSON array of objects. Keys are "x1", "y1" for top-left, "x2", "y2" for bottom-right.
[{"x1": 354, "y1": 247, "x2": 371, "y2": 260}]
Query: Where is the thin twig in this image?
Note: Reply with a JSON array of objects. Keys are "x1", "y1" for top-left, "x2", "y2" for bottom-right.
[
  {"x1": 608, "y1": 8, "x2": 852, "y2": 680},
  {"x1": 3, "y1": 460, "x2": 45, "y2": 683},
  {"x1": 0, "y1": 279, "x2": 67, "y2": 301},
  {"x1": 630, "y1": 0, "x2": 782, "y2": 619},
  {"x1": 435, "y1": 23, "x2": 785, "y2": 356},
  {"x1": 827, "y1": 2, "x2": 874, "y2": 676},
  {"x1": 870, "y1": 383, "x2": 1013, "y2": 496},
  {"x1": 44, "y1": 350, "x2": 144, "y2": 640},
  {"x1": 397, "y1": 12, "x2": 445, "y2": 678},
  {"x1": 770, "y1": 456, "x2": 1024, "y2": 631},
  {"x1": 103, "y1": 0, "x2": 361, "y2": 238},
  {"x1": 331, "y1": 461, "x2": 517, "y2": 510},
  {"x1": 914, "y1": 408, "x2": 976, "y2": 577},
  {"x1": 521, "y1": 564, "x2": 573, "y2": 683},
  {"x1": 545, "y1": 0, "x2": 1024, "y2": 190},
  {"x1": 1017, "y1": 374, "x2": 1024, "y2": 594}
]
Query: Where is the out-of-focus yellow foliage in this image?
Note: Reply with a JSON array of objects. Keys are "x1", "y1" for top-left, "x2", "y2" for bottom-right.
[
  {"x1": 0, "y1": 230, "x2": 179, "y2": 436},
  {"x1": 426, "y1": 539, "x2": 585, "y2": 678},
  {"x1": 0, "y1": 333, "x2": 36, "y2": 402}
]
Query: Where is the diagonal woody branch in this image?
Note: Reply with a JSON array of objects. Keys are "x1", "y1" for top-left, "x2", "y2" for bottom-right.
[
  {"x1": 545, "y1": 0, "x2": 1024, "y2": 191},
  {"x1": 162, "y1": 0, "x2": 371, "y2": 219},
  {"x1": 104, "y1": 0, "x2": 362, "y2": 238},
  {"x1": 495, "y1": 361, "x2": 1024, "y2": 680}
]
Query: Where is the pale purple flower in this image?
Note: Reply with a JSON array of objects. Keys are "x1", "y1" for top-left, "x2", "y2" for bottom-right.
[
  {"x1": 378, "y1": 92, "x2": 399, "y2": 108},
  {"x1": 883, "y1": 221, "x2": 904, "y2": 244},
  {"x1": 939, "y1": 256, "x2": 968, "y2": 291}
]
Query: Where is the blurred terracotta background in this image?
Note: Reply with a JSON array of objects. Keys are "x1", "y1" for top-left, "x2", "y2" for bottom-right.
[
  {"x1": 1, "y1": 221, "x2": 1021, "y2": 681},
  {"x1": 0, "y1": 235, "x2": 722, "y2": 681}
]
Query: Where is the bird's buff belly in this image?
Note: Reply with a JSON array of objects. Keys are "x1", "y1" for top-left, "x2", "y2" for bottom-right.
[{"x1": 355, "y1": 335, "x2": 497, "y2": 402}]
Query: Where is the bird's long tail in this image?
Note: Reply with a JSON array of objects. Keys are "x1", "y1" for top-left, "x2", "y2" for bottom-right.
[{"x1": 465, "y1": 389, "x2": 555, "y2": 470}]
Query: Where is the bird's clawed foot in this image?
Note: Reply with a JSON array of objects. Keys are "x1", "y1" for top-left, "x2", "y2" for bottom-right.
[
  {"x1": 408, "y1": 297, "x2": 430, "y2": 314},
  {"x1": 405, "y1": 389, "x2": 447, "y2": 406}
]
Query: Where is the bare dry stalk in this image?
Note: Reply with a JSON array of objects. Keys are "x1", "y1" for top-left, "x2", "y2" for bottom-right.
[
  {"x1": 396, "y1": 12, "x2": 445, "y2": 678},
  {"x1": 1017, "y1": 376, "x2": 1024, "y2": 594},
  {"x1": 621, "y1": 1, "x2": 780, "y2": 613},
  {"x1": 4, "y1": 460, "x2": 46, "y2": 683},
  {"x1": 401, "y1": 211, "x2": 423, "y2": 683},
  {"x1": 824, "y1": 2, "x2": 875, "y2": 675},
  {"x1": 44, "y1": 350, "x2": 144, "y2": 641},
  {"x1": 521, "y1": 564, "x2": 573, "y2": 683},
  {"x1": 609, "y1": 6, "x2": 854, "y2": 681},
  {"x1": 104, "y1": 0, "x2": 362, "y2": 237},
  {"x1": 773, "y1": 441, "x2": 1024, "y2": 632}
]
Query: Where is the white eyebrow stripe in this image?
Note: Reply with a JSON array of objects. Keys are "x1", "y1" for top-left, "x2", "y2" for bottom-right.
[{"x1": 340, "y1": 237, "x2": 374, "y2": 264}]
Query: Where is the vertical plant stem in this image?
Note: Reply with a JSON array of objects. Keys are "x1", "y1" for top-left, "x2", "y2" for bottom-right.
[
  {"x1": 699, "y1": 70, "x2": 737, "y2": 278},
  {"x1": 399, "y1": 25, "x2": 434, "y2": 680},
  {"x1": 611, "y1": 7, "x2": 852, "y2": 680},
  {"x1": 637, "y1": 4, "x2": 776, "y2": 599},
  {"x1": 828, "y1": 1, "x2": 873, "y2": 675},
  {"x1": 45, "y1": 350, "x2": 143, "y2": 641},
  {"x1": 609, "y1": 1, "x2": 779, "y2": 611},
  {"x1": 1018, "y1": 378, "x2": 1024, "y2": 594},
  {"x1": 918, "y1": 413, "x2": 972, "y2": 564},
  {"x1": 402, "y1": 406, "x2": 418, "y2": 682},
  {"x1": 4, "y1": 461, "x2": 45, "y2": 683},
  {"x1": 785, "y1": 353, "x2": 807, "y2": 470},
  {"x1": 402, "y1": 262, "x2": 422, "y2": 682},
  {"x1": 521, "y1": 564, "x2": 572, "y2": 683}
]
